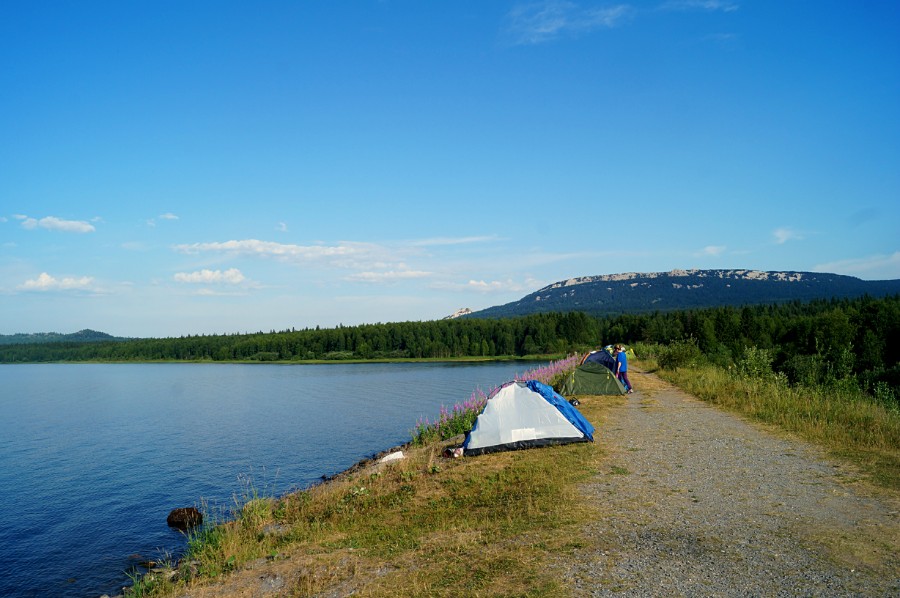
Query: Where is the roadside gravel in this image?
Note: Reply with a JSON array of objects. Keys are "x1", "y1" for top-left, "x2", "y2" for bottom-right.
[{"x1": 563, "y1": 370, "x2": 900, "y2": 597}]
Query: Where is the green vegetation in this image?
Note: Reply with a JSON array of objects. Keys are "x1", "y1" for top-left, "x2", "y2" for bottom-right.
[
  {"x1": 0, "y1": 311, "x2": 599, "y2": 362},
  {"x1": 3, "y1": 294, "x2": 896, "y2": 406}
]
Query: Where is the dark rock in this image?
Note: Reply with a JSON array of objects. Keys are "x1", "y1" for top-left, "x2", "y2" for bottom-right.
[{"x1": 166, "y1": 507, "x2": 202, "y2": 530}]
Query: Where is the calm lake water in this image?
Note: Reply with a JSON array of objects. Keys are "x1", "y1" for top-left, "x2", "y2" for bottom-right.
[{"x1": 0, "y1": 361, "x2": 541, "y2": 597}]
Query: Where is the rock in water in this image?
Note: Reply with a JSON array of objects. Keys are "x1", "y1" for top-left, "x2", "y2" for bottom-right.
[{"x1": 166, "y1": 507, "x2": 202, "y2": 530}]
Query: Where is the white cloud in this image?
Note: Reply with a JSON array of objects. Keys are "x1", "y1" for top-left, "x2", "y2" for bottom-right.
[
  {"x1": 772, "y1": 227, "x2": 802, "y2": 244},
  {"x1": 814, "y1": 252, "x2": 900, "y2": 280},
  {"x1": 148, "y1": 212, "x2": 179, "y2": 227},
  {"x1": 505, "y1": 1, "x2": 633, "y2": 45},
  {"x1": 699, "y1": 245, "x2": 726, "y2": 256},
  {"x1": 173, "y1": 239, "x2": 394, "y2": 270},
  {"x1": 468, "y1": 279, "x2": 510, "y2": 292},
  {"x1": 17, "y1": 215, "x2": 95, "y2": 233},
  {"x1": 176, "y1": 239, "x2": 349, "y2": 258},
  {"x1": 276, "y1": 222, "x2": 288, "y2": 232},
  {"x1": 432, "y1": 277, "x2": 541, "y2": 294},
  {"x1": 174, "y1": 268, "x2": 246, "y2": 284},
  {"x1": 19, "y1": 272, "x2": 95, "y2": 291},
  {"x1": 345, "y1": 270, "x2": 432, "y2": 283}
]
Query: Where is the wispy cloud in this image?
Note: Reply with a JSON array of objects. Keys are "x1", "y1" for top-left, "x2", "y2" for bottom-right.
[
  {"x1": 814, "y1": 251, "x2": 900, "y2": 279},
  {"x1": 661, "y1": 0, "x2": 739, "y2": 12},
  {"x1": 698, "y1": 245, "x2": 727, "y2": 256},
  {"x1": 148, "y1": 212, "x2": 179, "y2": 227},
  {"x1": 345, "y1": 270, "x2": 432, "y2": 284},
  {"x1": 175, "y1": 239, "x2": 374, "y2": 264},
  {"x1": 409, "y1": 235, "x2": 499, "y2": 247},
  {"x1": 276, "y1": 222, "x2": 288, "y2": 232},
  {"x1": 505, "y1": 1, "x2": 633, "y2": 45},
  {"x1": 171, "y1": 239, "x2": 433, "y2": 277},
  {"x1": 18, "y1": 272, "x2": 95, "y2": 291},
  {"x1": 432, "y1": 277, "x2": 541, "y2": 294},
  {"x1": 174, "y1": 268, "x2": 246, "y2": 284},
  {"x1": 772, "y1": 227, "x2": 803, "y2": 245},
  {"x1": 16, "y1": 215, "x2": 95, "y2": 233}
]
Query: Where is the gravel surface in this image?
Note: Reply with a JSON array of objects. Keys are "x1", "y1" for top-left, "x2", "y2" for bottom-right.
[{"x1": 564, "y1": 371, "x2": 900, "y2": 597}]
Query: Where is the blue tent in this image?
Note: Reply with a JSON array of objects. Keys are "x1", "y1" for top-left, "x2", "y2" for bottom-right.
[
  {"x1": 463, "y1": 380, "x2": 594, "y2": 456},
  {"x1": 582, "y1": 349, "x2": 617, "y2": 371}
]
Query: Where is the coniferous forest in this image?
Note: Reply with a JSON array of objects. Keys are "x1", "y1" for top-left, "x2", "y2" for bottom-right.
[{"x1": 2, "y1": 295, "x2": 898, "y2": 401}]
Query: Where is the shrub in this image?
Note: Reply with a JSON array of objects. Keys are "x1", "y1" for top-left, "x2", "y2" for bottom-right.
[
  {"x1": 656, "y1": 339, "x2": 704, "y2": 370},
  {"x1": 737, "y1": 346, "x2": 774, "y2": 379}
]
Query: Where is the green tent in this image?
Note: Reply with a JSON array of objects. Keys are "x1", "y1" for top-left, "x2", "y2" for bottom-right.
[{"x1": 560, "y1": 361, "x2": 626, "y2": 396}]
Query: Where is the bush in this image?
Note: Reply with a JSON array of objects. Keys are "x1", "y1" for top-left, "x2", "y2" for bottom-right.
[
  {"x1": 874, "y1": 382, "x2": 899, "y2": 412},
  {"x1": 657, "y1": 339, "x2": 704, "y2": 370},
  {"x1": 737, "y1": 346, "x2": 774, "y2": 379},
  {"x1": 781, "y1": 353, "x2": 824, "y2": 387}
]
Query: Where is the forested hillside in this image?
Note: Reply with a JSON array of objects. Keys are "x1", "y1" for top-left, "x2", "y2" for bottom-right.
[
  {"x1": 2, "y1": 296, "x2": 898, "y2": 400},
  {"x1": 0, "y1": 329, "x2": 126, "y2": 345}
]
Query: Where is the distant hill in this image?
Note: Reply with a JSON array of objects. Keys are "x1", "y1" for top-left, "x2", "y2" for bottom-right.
[
  {"x1": 469, "y1": 269, "x2": 900, "y2": 319},
  {"x1": 0, "y1": 329, "x2": 128, "y2": 345}
]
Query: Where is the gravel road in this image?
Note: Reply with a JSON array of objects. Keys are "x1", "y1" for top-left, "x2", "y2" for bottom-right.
[{"x1": 564, "y1": 371, "x2": 900, "y2": 597}]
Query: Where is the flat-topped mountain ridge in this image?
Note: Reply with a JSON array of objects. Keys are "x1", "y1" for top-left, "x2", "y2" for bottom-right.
[{"x1": 469, "y1": 269, "x2": 900, "y2": 319}]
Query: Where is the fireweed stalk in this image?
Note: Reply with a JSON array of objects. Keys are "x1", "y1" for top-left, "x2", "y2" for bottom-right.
[
  {"x1": 412, "y1": 387, "x2": 491, "y2": 445},
  {"x1": 411, "y1": 354, "x2": 580, "y2": 446},
  {"x1": 516, "y1": 353, "x2": 581, "y2": 387}
]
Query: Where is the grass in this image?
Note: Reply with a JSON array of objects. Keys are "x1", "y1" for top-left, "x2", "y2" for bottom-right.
[
  {"x1": 647, "y1": 359, "x2": 900, "y2": 490},
  {"x1": 125, "y1": 433, "x2": 609, "y2": 597}
]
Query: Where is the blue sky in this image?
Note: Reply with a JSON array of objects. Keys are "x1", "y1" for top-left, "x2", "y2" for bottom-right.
[{"x1": 2, "y1": 1, "x2": 898, "y2": 338}]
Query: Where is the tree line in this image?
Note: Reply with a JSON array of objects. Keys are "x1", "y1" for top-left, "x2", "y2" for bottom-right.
[{"x1": 2, "y1": 295, "x2": 897, "y2": 396}]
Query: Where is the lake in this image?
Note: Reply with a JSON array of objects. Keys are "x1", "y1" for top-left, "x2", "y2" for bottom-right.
[{"x1": 0, "y1": 361, "x2": 541, "y2": 597}]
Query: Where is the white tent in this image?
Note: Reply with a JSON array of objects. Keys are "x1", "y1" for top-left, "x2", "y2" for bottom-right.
[{"x1": 462, "y1": 380, "x2": 594, "y2": 456}]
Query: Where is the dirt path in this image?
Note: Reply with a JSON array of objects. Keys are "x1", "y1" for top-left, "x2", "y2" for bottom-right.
[{"x1": 564, "y1": 371, "x2": 900, "y2": 597}]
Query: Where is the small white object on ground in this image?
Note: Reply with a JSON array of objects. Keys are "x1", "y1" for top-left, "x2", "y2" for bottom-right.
[{"x1": 379, "y1": 451, "x2": 405, "y2": 463}]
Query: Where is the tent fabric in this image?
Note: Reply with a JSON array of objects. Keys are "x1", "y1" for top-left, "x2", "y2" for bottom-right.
[
  {"x1": 603, "y1": 344, "x2": 636, "y2": 360},
  {"x1": 560, "y1": 361, "x2": 626, "y2": 396},
  {"x1": 462, "y1": 380, "x2": 594, "y2": 456},
  {"x1": 582, "y1": 349, "x2": 617, "y2": 370}
]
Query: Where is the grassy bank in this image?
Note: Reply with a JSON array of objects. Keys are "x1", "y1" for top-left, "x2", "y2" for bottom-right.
[{"x1": 127, "y1": 413, "x2": 612, "y2": 597}]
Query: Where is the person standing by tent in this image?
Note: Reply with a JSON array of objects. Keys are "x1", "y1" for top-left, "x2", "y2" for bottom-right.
[{"x1": 614, "y1": 344, "x2": 634, "y2": 394}]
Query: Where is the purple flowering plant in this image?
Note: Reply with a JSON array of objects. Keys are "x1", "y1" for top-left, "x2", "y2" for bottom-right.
[{"x1": 411, "y1": 354, "x2": 580, "y2": 446}]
